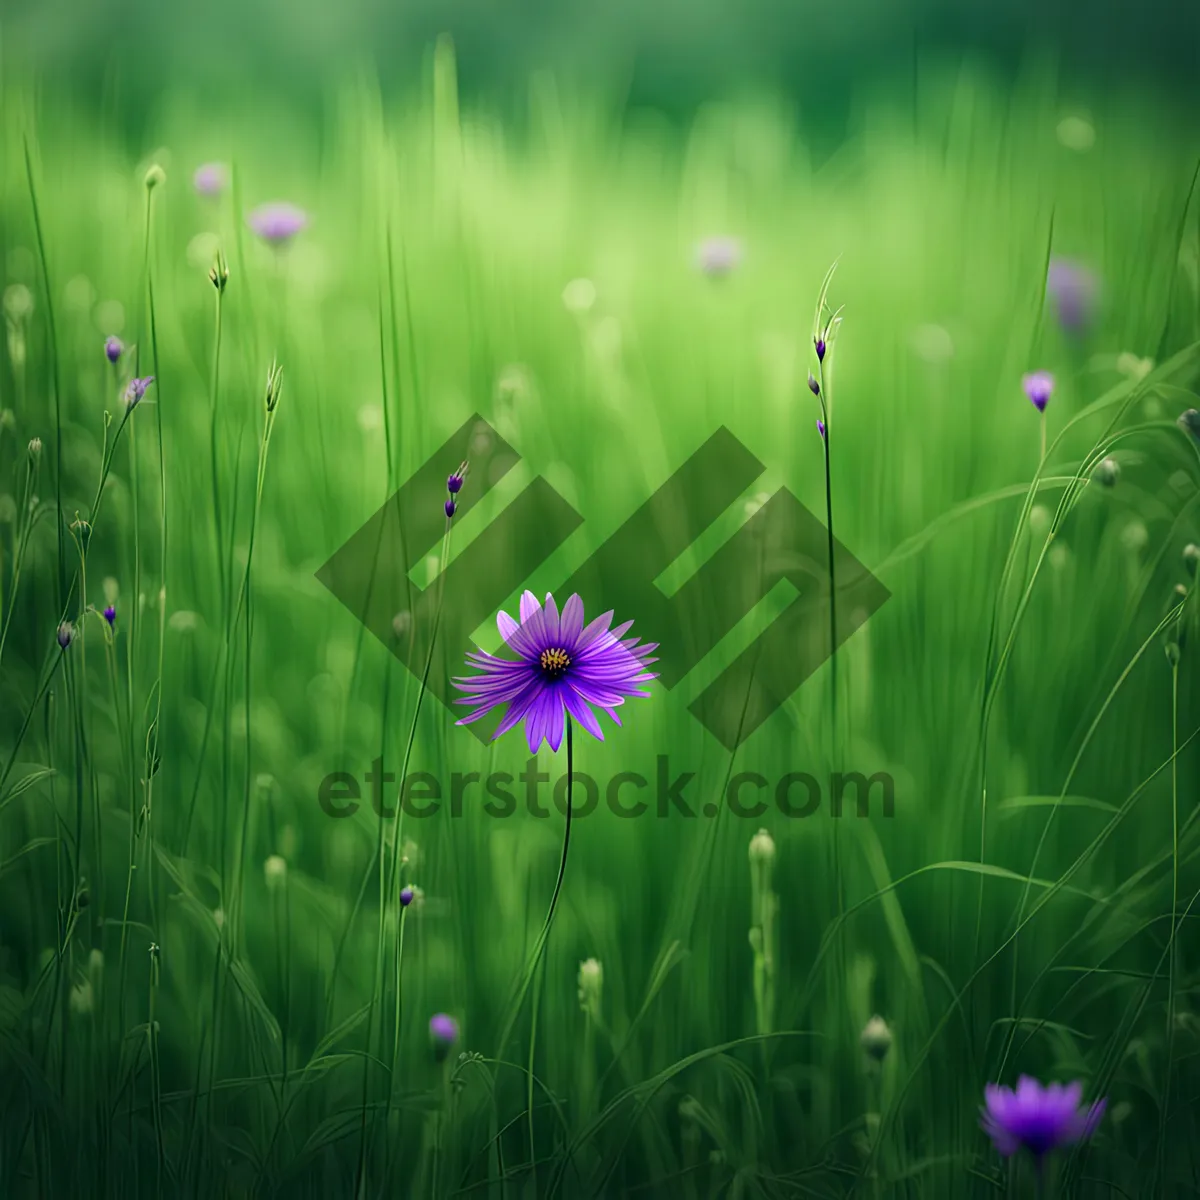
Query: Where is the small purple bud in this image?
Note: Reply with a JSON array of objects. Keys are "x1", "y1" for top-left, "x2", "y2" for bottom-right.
[
  {"x1": 125, "y1": 376, "x2": 155, "y2": 408},
  {"x1": 447, "y1": 461, "x2": 468, "y2": 495},
  {"x1": 808, "y1": 373, "x2": 820, "y2": 396},
  {"x1": 400, "y1": 885, "x2": 414, "y2": 907},
  {"x1": 815, "y1": 337, "x2": 826, "y2": 362},
  {"x1": 103, "y1": 605, "x2": 116, "y2": 627},
  {"x1": 817, "y1": 418, "x2": 826, "y2": 439},
  {"x1": 105, "y1": 337, "x2": 123, "y2": 364},
  {"x1": 429, "y1": 1013, "x2": 459, "y2": 1061},
  {"x1": 57, "y1": 621, "x2": 73, "y2": 649},
  {"x1": 1022, "y1": 371, "x2": 1054, "y2": 414},
  {"x1": 445, "y1": 499, "x2": 457, "y2": 519}
]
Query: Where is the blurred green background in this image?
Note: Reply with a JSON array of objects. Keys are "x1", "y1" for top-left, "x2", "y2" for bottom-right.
[{"x1": 2, "y1": 2, "x2": 1200, "y2": 1197}]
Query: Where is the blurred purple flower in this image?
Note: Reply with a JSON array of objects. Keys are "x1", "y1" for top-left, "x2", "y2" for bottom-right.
[
  {"x1": 816, "y1": 418, "x2": 826, "y2": 439},
  {"x1": 695, "y1": 237, "x2": 742, "y2": 279},
  {"x1": 247, "y1": 202, "x2": 308, "y2": 247},
  {"x1": 429, "y1": 1013, "x2": 459, "y2": 1061},
  {"x1": 193, "y1": 163, "x2": 228, "y2": 198},
  {"x1": 981, "y1": 1076, "x2": 1106, "y2": 1161},
  {"x1": 1022, "y1": 371, "x2": 1054, "y2": 413},
  {"x1": 125, "y1": 377, "x2": 155, "y2": 409},
  {"x1": 105, "y1": 336, "x2": 123, "y2": 364},
  {"x1": 1046, "y1": 258, "x2": 1099, "y2": 335},
  {"x1": 103, "y1": 605, "x2": 116, "y2": 627}
]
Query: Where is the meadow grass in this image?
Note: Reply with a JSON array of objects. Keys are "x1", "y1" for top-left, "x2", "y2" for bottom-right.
[{"x1": 1, "y1": 37, "x2": 1200, "y2": 1198}]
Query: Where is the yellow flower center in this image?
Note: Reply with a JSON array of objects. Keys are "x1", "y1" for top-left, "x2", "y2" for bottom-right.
[{"x1": 538, "y1": 647, "x2": 571, "y2": 680}]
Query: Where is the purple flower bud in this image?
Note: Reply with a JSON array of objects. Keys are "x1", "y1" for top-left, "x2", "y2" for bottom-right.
[
  {"x1": 447, "y1": 461, "x2": 468, "y2": 494},
  {"x1": 57, "y1": 621, "x2": 73, "y2": 649},
  {"x1": 103, "y1": 605, "x2": 116, "y2": 627},
  {"x1": 808, "y1": 373, "x2": 820, "y2": 396},
  {"x1": 815, "y1": 337, "x2": 826, "y2": 362},
  {"x1": 105, "y1": 336, "x2": 123, "y2": 364},
  {"x1": 400, "y1": 885, "x2": 414, "y2": 907},
  {"x1": 445, "y1": 498, "x2": 457, "y2": 519},
  {"x1": 817, "y1": 418, "x2": 826, "y2": 439},
  {"x1": 1022, "y1": 371, "x2": 1054, "y2": 414},
  {"x1": 429, "y1": 1013, "x2": 459, "y2": 1061},
  {"x1": 125, "y1": 377, "x2": 155, "y2": 409}
]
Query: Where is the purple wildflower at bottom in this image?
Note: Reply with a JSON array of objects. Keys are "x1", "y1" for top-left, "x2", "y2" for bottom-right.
[
  {"x1": 247, "y1": 202, "x2": 308, "y2": 247},
  {"x1": 453, "y1": 591, "x2": 658, "y2": 754},
  {"x1": 1022, "y1": 371, "x2": 1054, "y2": 414},
  {"x1": 103, "y1": 605, "x2": 116, "y2": 627},
  {"x1": 429, "y1": 1013, "x2": 459, "y2": 1061},
  {"x1": 981, "y1": 1077, "x2": 1106, "y2": 1161}
]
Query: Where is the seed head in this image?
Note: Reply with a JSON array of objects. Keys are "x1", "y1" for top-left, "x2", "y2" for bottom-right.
[
  {"x1": 209, "y1": 250, "x2": 229, "y2": 293},
  {"x1": 1184, "y1": 545, "x2": 1200, "y2": 576},
  {"x1": 57, "y1": 621, "x2": 73, "y2": 649},
  {"x1": 264, "y1": 360, "x2": 283, "y2": 413},
  {"x1": 1094, "y1": 457, "x2": 1120, "y2": 487},
  {"x1": 578, "y1": 957, "x2": 604, "y2": 1016},
  {"x1": 1178, "y1": 409, "x2": 1200, "y2": 440},
  {"x1": 748, "y1": 827, "x2": 776, "y2": 866},
  {"x1": 860, "y1": 1014, "x2": 893, "y2": 1061},
  {"x1": 28, "y1": 437, "x2": 42, "y2": 461},
  {"x1": 144, "y1": 164, "x2": 166, "y2": 191}
]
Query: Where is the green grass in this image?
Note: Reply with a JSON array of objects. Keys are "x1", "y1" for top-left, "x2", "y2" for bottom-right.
[{"x1": 2, "y1": 36, "x2": 1200, "y2": 1198}]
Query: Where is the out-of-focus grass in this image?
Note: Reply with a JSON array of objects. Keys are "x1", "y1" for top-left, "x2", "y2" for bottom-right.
[{"x1": 1, "y1": 38, "x2": 1200, "y2": 1197}]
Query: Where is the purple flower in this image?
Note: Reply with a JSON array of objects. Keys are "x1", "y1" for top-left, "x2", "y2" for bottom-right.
[
  {"x1": 453, "y1": 592, "x2": 657, "y2": 754},
  {"x1": 247, "y1": 202, "x2": 308, "y2": 247},
  {"x1": 981, "y1": 1077, "x2": 1106, "y2": 1161},
  {"x1": 105, "y1": 336, "x2": 123, "y2": 364},
  {"x1": 815, "y1": 336, "x2": 826, "y2": 362},
  {"x1": 103, "y1": 605, "x2": 116, "y2": 627},
  {"x1": 193, "y1": 162, "x2": 228, "y2": 198},
  {"x1": 400, "y1": 885, "x2": 414, "y2": 907},
  {"x1": 125, "y1": 377, "x2": 155, "y2": 409},
  {"x1": 445, "y1": 498, "x2": 457, "y2": 519},
  {"x1": 429, "y1": 1013, "x2": 459, "y2": 1061},
  {"x1": 1046, "y1": 257, "x2": 1099, "y2": 335},
  {"x1": 808, "y1": 373, "x2": 820, "y2": 396},
  {"x1": 447, "y1": 463, "x2": 467, "y2": 494},
  {"x1": 695, "y1": 237, "x2": 742, "y2": 278},
  {"x1": 1022, "y1": 371, "x2": 1054, "y2": 413},
  {"x1": 57, "y1": 621, "x2": 73, "y2": 649},
  {"x1": 816, "y1": 418, "x2": 826, "y2": 439}
]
